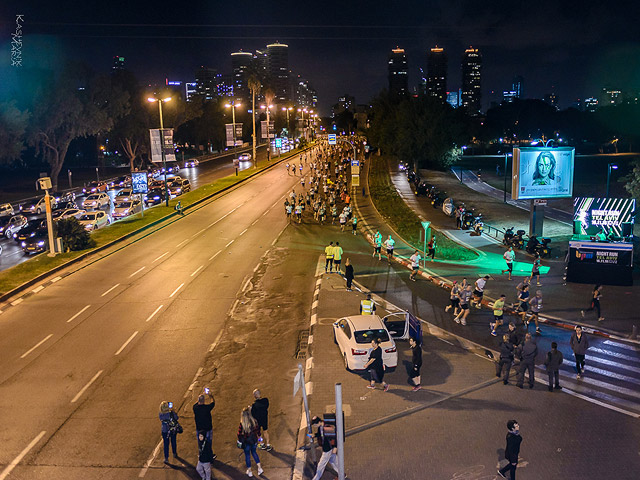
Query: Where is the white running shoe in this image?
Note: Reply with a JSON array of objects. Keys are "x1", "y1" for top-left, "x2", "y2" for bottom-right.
[
  {"x1": 247, "y1": 468, "x2": 253, "y2": 477},
  {"x1": 257, "y1": 464, "x2": 264, "y2": 475}
]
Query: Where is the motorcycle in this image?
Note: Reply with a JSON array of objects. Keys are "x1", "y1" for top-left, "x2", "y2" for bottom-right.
[
  {"x1": 461, "y1": 210, "x2": 475, "y2": 230},
  {"x1": 513, "y1": 230, "x2": 526, "y2": 249},
  {"x1": 503, "y1": 227, "x2": 515, "y2": 246},
  {"x1": 442, "y1": 198, "x2": 455, "y2": 217},
  {"x1": 526, "y1": 235, "x2": 540, "y2": 254},
  {"x1": 533, "y1": 237, "x2": 551, "y2": 258},
  {"x1": 432, "y1": 191, "x2": 446, "y2": 208},
  {"x1": 473, "y1": 214, "x2": 484, "y2": 235}
]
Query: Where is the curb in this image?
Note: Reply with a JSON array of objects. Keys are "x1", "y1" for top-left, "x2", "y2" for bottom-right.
[{"x1": 0, "y1": 145, "x2": 314, "y2": 315}]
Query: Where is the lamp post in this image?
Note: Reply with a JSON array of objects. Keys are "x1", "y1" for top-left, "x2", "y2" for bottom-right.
[
  {"x1": 282, "y1": 106, "x2": 293, "y2": 146},
  {"x1": 147, "y1": 96, "x2": 172, "y2": 207},
  {"x1": 261, "y1": 104, "x2": 273, "y2": 162},
  {"x1": 225, "y1": 101, "x2": 241, "y2": 167},
  {"x1": 606, "y1": 163, "x2": 618, "y2": 198}
]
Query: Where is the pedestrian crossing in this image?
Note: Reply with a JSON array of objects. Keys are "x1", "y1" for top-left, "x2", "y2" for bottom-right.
[{"x1": 536, "y1": 338, "x2": 640, "y2": 418}]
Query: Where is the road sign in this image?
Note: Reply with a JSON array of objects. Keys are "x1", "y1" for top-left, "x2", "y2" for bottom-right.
[
  {"x1": 261, "y1": 121, "x2": 275, "y2": 139},
  {"x1": 275, "y1": 137, "x2": 282, "y2": 148},
  {"x1": 131, "y1": 172, "x2": 148, "y2": 194},
  {"x1": 534, "y1": 199, "x2": 548, "y2": 206},
  {"x1": 421, "y1": 221, "x2": 431, "y2": 230},
  {"x1": 352, "y1": 174, "x2": 360, "y2": 186},
  {"x1": 328, "y1": 134, "x2": 337, "y2": 145},
  {"x1": 351, "y1": 160, "x2": 360, "y2": 167}
]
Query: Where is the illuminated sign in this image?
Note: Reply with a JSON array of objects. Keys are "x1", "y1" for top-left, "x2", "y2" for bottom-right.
[
  {"x1": 149, "y1": 129, "x2": 176, "y2": 163},
  {"x1": 328, "y1": 134, "x2": 337, "y2": 145},
  {"x1": 131, "y1": 172, "x2": 148, "y2": 194},
  {"x1": 511, "y1": 147, "x2": 575, "y2": 199},
  {"x1": 275, "y1": 138, "x2": 282, "y2": 148},
  {"x1": 573, "y1": 197, "x2": 636, "y2": 236}
]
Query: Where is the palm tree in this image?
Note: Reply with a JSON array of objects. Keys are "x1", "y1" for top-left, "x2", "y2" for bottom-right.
[
  {"x1": 264, "y1": 88, "x2": 275, "y2": 163},
  {"x1": 247, "y1": 74, "x2": 261, "y2": 168}
]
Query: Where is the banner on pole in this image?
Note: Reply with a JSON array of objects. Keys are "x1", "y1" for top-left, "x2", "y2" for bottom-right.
[
  {"x1": 149, "y1": 129, "x2": 176, "y2": 163},
  {"x1": 261, "y1": 121, "x2": 275, "y2": 139},
  {"x1": 225, "y1": 123, "x2": 243, "y2": 147}
]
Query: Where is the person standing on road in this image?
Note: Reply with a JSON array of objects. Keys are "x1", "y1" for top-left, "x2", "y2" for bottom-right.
[
  {"x1": 496, "y1": 334, "x2": 514, "y2": 385},
  {"x1": 344, "y1": 258, "x2": 354, "y2": 291},
  {"x1": 491, "y1": 294, "x2": 506, "y2": 337},
  {"x1": 570, "y1": 325, "x2": 590, "y2": 378},
  {"x1": 409, "y1": 337, "x2": 422, "y2": 391},
  {"x1": 581, "y1": 284, "x2": 604, "y2": 322},
  {"x1": 324, "y1": 241, "x2": 334, "y2": 273},
  {"x1": 373, "y1": 231, "x2": 382, "y2": 260},
  {"x1": 193, "y1": 390, "x2": 216, "y2": 445},
  {"x1": 409, "y1": 250, "x2": 421, "y2": 281},
  {"x1": 530, "y1": 255, "x2": 542, "y2": 286},
  {"x1": 501, "y1": 247, "x2": 515, "y2": 280},
  {"x1": 159, "y1": 401, "x2": 180, "y2": 464},
  {"x1": 237, "y1": 406, "x2": 263, "y2": 478},
  {"x1": 445, "y1": 281, "x2": 461, "y2": 316},
  {"x1": 454, "y1": 285, "x2": 473, "y2": 325},
  {"x1": 384, "y1": 235, "x2": 395, "y2": 262},
  {"x1": 351, "y1": 215, "x2": 357, "y2": 235},
  {"x1": 508, "y1": 322, "x2": 521, "y2": 348},
  {"x1": 332, "y1": 242, "x2": 343, "y2": 274},
  {"x1": 251, "y1": 389, "x2": 272, "y2": 451},
  {"x1": 360, "y1": 293, "x2": 376, "y2": 315},
  {"x1": 497, "y1": 420, "x2": 522, "y2": 479},
  {"x1": 516, "y1": 333, "x2": 537, "y2": 389},
  {"x1": 310, "y1": 416, "x2": 340, "y2": 480},
  {"x1": 363, "y1": 338, "x2": 389, "y2": 391},
  {"x1": 472, "y1": 276, "x2": 489, "y2": 309},
  {"x1": 427, "y1": 235, "x2": 436, "y2": 261},
  {"x1": 196, "y1": 431, "x2": 215, "y2": 480},
  {"x1": 544, "y1": 341, "x2": 564, "y2": 391},
  {"x1": 528, "y1": 290, "x2": 543, "y2": 334}
]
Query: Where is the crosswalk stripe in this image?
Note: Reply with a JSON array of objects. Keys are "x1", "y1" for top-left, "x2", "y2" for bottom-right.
[
  {"x1": 589, "y1": 347, "x2": 640, "y2": 365},
  {"x1": 603, "y1": 340, "x2": 639, "y2": 352},
  {"x1": 563, "y1": 363, "x2": 640, "y2": 386},
  {"x1": 561, "y1": 380, "x2": 640, "y2": 415},
  {"x1": 560, "y1": 371, "x2": 640, "y2": 400},
  {"x1": 583, "y1": 355, "x2": 640, "y2": 375}
]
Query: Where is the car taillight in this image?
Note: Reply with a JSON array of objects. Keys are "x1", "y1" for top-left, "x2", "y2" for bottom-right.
[
  {"x1": 385, "y1": 346, "x2": 397, "y2": 353},
  {"x1": 351, "y1": 348, "x2": 368, "y2": 356}
]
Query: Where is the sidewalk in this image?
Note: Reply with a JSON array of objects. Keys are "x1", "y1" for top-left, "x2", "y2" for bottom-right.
[{"x1": 353, "y1": 160, "x2": 639, "y2": 340}]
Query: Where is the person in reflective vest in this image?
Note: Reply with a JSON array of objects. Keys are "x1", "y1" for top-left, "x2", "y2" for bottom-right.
[{"x1": 360, "y1": 293, "x2": 376, "y2": 315}]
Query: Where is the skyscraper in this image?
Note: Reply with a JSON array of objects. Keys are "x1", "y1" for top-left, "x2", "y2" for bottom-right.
[
  {"x1": 195, "y1": 66, "x2": 219, "y2": 100},
  {"x1": 427, "y1": 46, "x2": 447, "y2": 102},
  {"x1": 267, "y1": 42, "x2": 290, "y2": 103},
  {"x1": 461, "y1": 47, "x2": 482, "y2": 114},
  {"x1": 112, "y1": 55, "x2": 125, "y2": 71},
  {"x1": 388, "y1": 47, "x2": 408, "y2": 97},
  {"x1": 231, "y1": 50, "x2": 253, "y2": 103},
  {"x1": 512, "y1": 76, "x2": 524, "y2": 98},
  {"x1": 295, "y1": 76, "x2": 317, "y2": 108}
]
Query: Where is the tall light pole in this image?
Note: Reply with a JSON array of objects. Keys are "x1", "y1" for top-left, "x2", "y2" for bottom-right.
[
  {"x1": 225, "y1": 100, "x2": 241, "y2": 158},
  {"x1": 147, "y1": 96, "x2": 172, "y2": 207},
  {"x1": 282, "y1": 106, "x2": 293, "y2": 146},
  {"x1": 261, "y1": 104, "x2": 273, "y2": 162},
  {"x1": 606, "y1": 163, "x2": 618, "y2": 198}
]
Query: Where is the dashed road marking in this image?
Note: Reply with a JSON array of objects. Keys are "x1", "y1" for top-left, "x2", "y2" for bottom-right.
[
  {"x1": 10, "y1": 298, "x2": 23, "y2": 306},
  {"x1": 169, "y1": 283, "x2": 184, "y2": 298},
  {"x1": 191, "y1": 265, "x2": 204, "y2": 277},
  {"x1": 31, "y1": 285, "x2": 45, "y2": 294},
  {"x1": 67, "y1": 305, "x2": 91, "y2": 323},
  {"x1": 51, "y1": 276, "x2": 62, "y2": 283},
  {"x1": 145, "y1": 305, "x2": 164, "y2": 322},
  {"x1": 0, "y1": 430, "x2": 46, "y2": 480},
  {"x1": 152, "y1": 252, "x2": 169, "y2": 263},
  {"x1": 115, "y1": 331, "x2": 139, "y2": 356},
  {"x1": 71, "y1": 370, "x2": 103, "y2": 403},
  {"x1": 225, "y1": 240, "x2": 234, "y2": 248},
  {"x1": 175, "y1": 239, "x2": 188, "y2": 248},
  {"x1": 239, "y1": 228, "x2": 248, "y2": 236},
  {"x1": 20, "y1": 334, "x2": 53, "y2": 359},
  {"x1": 101, "y1": 284, "x2": 120, "y2": 297},
  {"x1": 128, "y1": 266, "x2": 146, "y2": 278},
  {"x1": 209, "y1": 249, "x2": 222, "y2": 261}
]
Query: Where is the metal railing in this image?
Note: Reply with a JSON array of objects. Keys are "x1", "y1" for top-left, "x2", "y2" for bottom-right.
[{"x1": 482, "y1": 222, "x2": 507, "y2": 242}]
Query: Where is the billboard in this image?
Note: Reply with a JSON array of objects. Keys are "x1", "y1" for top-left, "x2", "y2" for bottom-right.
[
  {"x1": 328, "y1": 134, "x2": 337, "y2": 145},
  {"x1": 260, "y1": 121, "x2": 275, "y2": 139},
  {"x1": 511, "y1": 147, "x2": 575, "y2": 199},
  {"x1": 149, "y1": 129, "x2": 176, "y2": 163},
  {"x1": 131, "y1": 172, "x2": 148, "y2": 194},
  {"x1": 573, "y1": 197, "x2": 636, "y2": 237},
  {"x1": 225, "y1": 123, "x2": 243, "y2": 147},
  {"x1": 567, "y1": 240, "x2": 633, "y2": 285}
]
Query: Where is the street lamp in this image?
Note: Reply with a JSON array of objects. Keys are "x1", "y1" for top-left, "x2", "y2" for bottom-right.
[
  {"x1": 606, "y1": 163, "x2": 618, "y2": 198},
  {"x1": 282, "y1": 106, "x2": 293, "y2": 144},
  {"x1": 147, "y1": 95, "x2": 172, "y2": 207},
  {"x1": 225, "y1": 101, "x2": 242, "y2": 159},
  {"x1": 261, "y1": 104, "x2": 273, "y2": 162}
]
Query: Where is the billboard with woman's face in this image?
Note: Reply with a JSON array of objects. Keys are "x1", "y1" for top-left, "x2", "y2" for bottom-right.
[{"x1": 511, "y1": 147, "x2": 575, "y2": 199}]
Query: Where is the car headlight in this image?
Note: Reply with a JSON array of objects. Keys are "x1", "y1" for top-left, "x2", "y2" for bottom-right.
[
  {"x1": 13, "y1": 233, "x2": 17, "y2": 238},
  {"x1": 123, "y1": 209, "x2": 129, "y2": 214},
  {"x1": 37, "y1": 241, "x2": 45, "y2": 246},
  {"x1": 21, "y1": 241, "x2": 26, "y2": 247}
]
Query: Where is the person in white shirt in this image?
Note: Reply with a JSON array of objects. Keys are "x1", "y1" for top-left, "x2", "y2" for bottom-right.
[
  {"x1": 501, "y1": 247, "x2": 515, "y2": 280},
  {"x1": 472, "y1": 276, "x2": 489, "y2": 309},
  {"x1": 409, "y1": 250, "x2": 421, "y2": 281},
  {"x1": 384, "y1": 235, "x2": 395, "y2": 263}
]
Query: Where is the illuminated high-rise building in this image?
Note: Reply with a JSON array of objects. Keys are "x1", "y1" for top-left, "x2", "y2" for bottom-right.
[
  {"x1": 267, "y1": 42, "x2": 290, "y2": 103},
  {"x1": 112, "y1": 55, "x2": 125, "y2": 71},
  {"x1": 195, "y1": 66, "x2": 219, "y2": 100},
  {"x1": 231, "y1": 50, "x2": 253, "y2": 103},
  {"x1": 461, "y1": 47, "x2": 482, "y2": 114},
  {"x1": 512, "y1": 75, "x2": 524, "y2": 98},
  {"x1": 388, "y1": 47, "x2": 408, "y2": 97},
  {"x1": 427, "y1": 46, "x2": 447, "y2": 102},
  {"x1": 600, "y1": 86, "x2": 622, "y2": 106}
]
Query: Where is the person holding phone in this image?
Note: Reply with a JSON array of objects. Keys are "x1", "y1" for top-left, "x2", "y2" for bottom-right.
[
  {"x1": 193, "y1": 388, "x2": 216, "y2": 448},
  {"x1": 159, "y1": 401, "x2": 179, "y2": 464}
]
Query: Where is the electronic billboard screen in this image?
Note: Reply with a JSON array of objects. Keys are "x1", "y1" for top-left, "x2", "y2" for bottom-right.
[
  {"x1": 511, "y1": 147, "x2": 575, "y2": 200},
  {"x1": 573, "y1": 197, "x2": 636, "y2": 237}
]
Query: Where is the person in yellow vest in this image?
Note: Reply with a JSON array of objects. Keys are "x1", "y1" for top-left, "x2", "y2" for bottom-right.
[
  {"x1": 360, "y1": 293, "x2": 376, "y2": 315},
  {"x1": 325, "y1": 241, "x2": 334, "y2": 273},
  {"x1": 332, "y1": 242, "x2": 344, "y2": 274}
]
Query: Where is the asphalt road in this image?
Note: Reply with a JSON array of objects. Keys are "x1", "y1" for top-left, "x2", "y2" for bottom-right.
[
  {"x1": 0, "y1": 146, "x2": 267, "y2": 274},
  {"x1": 0, "y1": 147, "x2": 304, "y2": 479}
]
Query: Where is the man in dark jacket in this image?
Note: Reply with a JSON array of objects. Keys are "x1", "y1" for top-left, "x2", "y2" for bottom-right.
[
  {"x1": 496, "y1": 334, "x2": 515, "y2": 385},
  {"x1": 251, "y1": 389, "x2": 272, "y2": 451},
  {"x1": 498, "y1": 419, "x2": 522, "y2": 479},
  {"x1": 544, "y1": 341, "x2": 564, "y2": 391},
  {"x1": 193, "y1": 390, "x2": 215, "y2": 448},
  {"x1": 409, "y1": 337, "x2": 423, "y2": 391},
  {"x1": 311, "y1": 416, "x2": 339, "y2": 480},
  {"x1": 507, "y1": 322, "x2": 521, "y2": 348},
  {"x1": 196, "y1": 431, "x2": 215, "y2": 480},
  {"x1": 516, "y1": 333, "x2": 538, "y2": 389}
]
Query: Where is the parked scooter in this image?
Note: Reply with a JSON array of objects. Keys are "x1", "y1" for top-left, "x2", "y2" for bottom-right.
[
  {"x1": 503, "y1": 227, "x2": 515, "y2": 246},
  {"x1": 461, "y1": 209, "x2": 475, "y2": 230},
  {"x1": 512, "y1": 230, "x2": 526, "y2": 249},
  {"x1": 473, "y1": 213, "x2": 484, "y2": 235}
]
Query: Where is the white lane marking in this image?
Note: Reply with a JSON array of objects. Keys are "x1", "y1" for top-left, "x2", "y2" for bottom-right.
[
  {"x1": 20, "y1": 334, "x2": 53, "y2": 359},
  {"x1": 144, "y1": 305, "x2": 164, "y2": 323},
  {"x1": 138, "y1": 439, "x2": 163, "y2": 478},
  {"x1": 0, "y1": 430, "x2": 46, "y2": 480},
  {"x1": 101, "y1": 284, "x2": 120, "y2": 297},
  {"x1": 209, "y1": 250, "x2": 222, "y2": 261},
  {"x1": 251, "y1": 219, "x2": 259, "y2": 226},
  {"x1": 67, "y1": 305, "x2": 91, "y2": 323},
  {"x1": 438, "y1": 338, "x2": 455, "y2": 346},
  {"x1": 51, "y1": 276, "x2": 62, "y2": 283},
  {"x1": 152, "y1": 251, "x2": 169, "y2": 263},
  {"x1": 586, "y1": 355, "x2": 640, "y2": 374},
  {"x1": 128, "y1": 266, "x2": 146, "y2": 278},
  {"x1": 192, "y1": 228, "x2": 206, "y2": 237},
  {"x1": 271, "y1": 224, "x2": 287, "y2": 246},
  {"x1": 191, "y1": 265, "x2": 204, "y2": 277},
  {"x1": 175, "y1": 239, "x2": 188, "y2": 248},
  {"x1": 262, "y1": 210, "x2": 269, "y2": 216},
  {"x1": 169, "y1": 283, "x2": 184, "y2": 298},
  {"x1": 225, "y1": 240, "x2": 234, "y2": 248},
  {"x1": 32, "y1": 285, "x2": 45, "y2": 294},
  {"x1": 604, "y1": 340, "x2": 639, "y2": 352},
  {"x1": 11, "y1": 298, "x2": 23, "y2": 306},
  {"x1": 239, "y1": 228, "x2": 248, "y2": 236},
  {"x1": 71, "y1": 370, "x2": 103, "y2": 403},
  {"x1": 590, "y1": 347, "x2": 640, "y2": 365},
  {"x1": 115, "y1": 331, "x2": 139, "y2": 356},
  {"x1": 561, "y1": 386, "x2": 640, "y2": 418}
]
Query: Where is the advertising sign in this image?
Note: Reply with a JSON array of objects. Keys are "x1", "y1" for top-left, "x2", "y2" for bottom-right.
[
  {"x1": 511, "y1": 147, "x2": 575, "y2": 199},
  {"x1": 260, "y1": 121, "x2": 275, "y2": 139},
  {"x1": 328, "y1": 134, "x2": 337, "y2": 145},
  {"x1": 275, "y1": 137, "x2": 282, "y2": 149},
  {"x1": 149, "y1": 129, "x2": 176, "y2": 163},
  {"x1": 225, "y1": 123, "x2": 243, "y2": 147},
  {"x1": 573, "y1": 197, "x2": 636, "y2": 237},
  {"x1": 567, "y1": 241, "x2": 633, "y2": 285},
  {"x1": 131, "y1": 172, "x2": 148, "y2": 194}
]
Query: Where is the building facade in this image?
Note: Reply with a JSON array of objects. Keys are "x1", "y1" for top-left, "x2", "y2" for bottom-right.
[
  {"x1": 388, "y1": 47, "x2": 408, "y2": 97},
  {"x1": 461, "y1": 47, "x2": 482, "y2": 114},
  {"x1": 231, "y1": 51, "x2": 254, "y2": 103},
  {"x1": 267, "y1": 43, "x2": 290, "y2": 103},
  {"x1": 427, "y1": 46, "x2": 447, "y2": 102}
]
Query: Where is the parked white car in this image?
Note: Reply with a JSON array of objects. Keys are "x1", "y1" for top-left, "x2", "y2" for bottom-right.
[
  {"x1": 78, "y1": 211, "x2": 110, "y2": 231},
  {"x1": 333, "y1": 315, "x2": 398, "y2": 371},
  {"x1": 112, "y1": 199, "x2": 142, "y2": 219},
  {"x1": 115, "y1": 188, "x2": 133, "y2": 202},
  {"x1": 82, "y1": 193, "x2": 110, "y2": 210},
  {"x1": 0, "y1": 203, "x2": 14, "y2": 218}
]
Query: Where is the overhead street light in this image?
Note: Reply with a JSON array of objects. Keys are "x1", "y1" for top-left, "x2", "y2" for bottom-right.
[
  {"x1": 147, "y1": 96, "x2": 172, "y2": 207},
  {"x1": 225, "y1": 101, "x2": 242, "y2": 172}
]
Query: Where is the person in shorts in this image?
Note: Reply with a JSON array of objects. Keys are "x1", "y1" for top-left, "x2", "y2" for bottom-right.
[
  {"x1": 445, "y1": 281, "x2": 461, "y2": 316},
  {"x1": 501, "y1": 247, "x2": 515, "y2": 280},
  {"x1": 530, "y1": 255, "x2": 542, "y2": 286},
  {"x1": 472, "y1": 276, "x2": 489, "y2": 309},
  {"x1": 454, "y1": 285, "x2": 473, "y2": 325},
  {"x1": 372, "y1": 231, "x2": 382, "y2": 260},
  {"x1": 384, "y1": 235, "x2": 395, "y2": 262},
  {"x1": 517, "y1": 284, "x2": 531, "y2": 326},
  {"x1": 491, "y1": 294, "x2": 506, "y2": 337},
  {"x1": 409, "y1": 250, "x2": 421, "y2": 281}
]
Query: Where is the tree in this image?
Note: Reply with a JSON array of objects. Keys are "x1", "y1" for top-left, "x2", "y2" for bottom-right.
[
  {"x1": 55, "y1": 217, "x2": 96, "y2": 251},
  {"x1": 27, "y1": 62, "x2": 128, "y2": 189},
  {"x1": 248, "y1": 74, "x2": 261, "y2": 168},
  {"x1": 0, "y1": 101, "x2": 29, "y2": 163},
  {"x1": 623, "y1": 159, "x2": 640, "y2": 199}
]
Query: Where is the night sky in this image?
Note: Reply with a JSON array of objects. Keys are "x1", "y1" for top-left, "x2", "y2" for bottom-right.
[{"x1": 1, "y1": 0, "x2": 639, "y2": 115}]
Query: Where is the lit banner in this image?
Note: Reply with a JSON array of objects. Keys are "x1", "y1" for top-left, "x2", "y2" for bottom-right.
[
  {"x1": 149, "y1": 129, "x2": 176, "y2": 163},
  {"x1": 511, "y1": 147, "x2": 575, "y2": 199},
  {"x1": 131, "y1": 172, "x2": 148, "y2": 194},
  {"x1": 328, "y1": 134, "x2": 337, "y2": 145},
  {"x1": 567, "y1": 241, "x2": 633, "y2": 285},
  {"x1": 225, "y1": 123, "x2": 243, "y2": 147},
  {"x1": 573, "y1": 197, "x2": 636, "y2": 236},
  {"x1": 260, "y1": 121, "x2": 275, "y2": 139}
]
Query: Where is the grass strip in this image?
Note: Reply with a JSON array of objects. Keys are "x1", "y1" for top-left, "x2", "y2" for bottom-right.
[
  {"x1": 0, "y1": 146, "x2": 310, "y2": 296},
  {"x1": 368, "y1": 155, "x2": 478, "y2": 261}
]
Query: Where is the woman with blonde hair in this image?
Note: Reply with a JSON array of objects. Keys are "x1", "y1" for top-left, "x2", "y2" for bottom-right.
[
  {"x1": 159, "y1": 401, "x2": 180, "y2": 464},
  {"x1": 237, "y1": 406, "x2": 263, "y2": 477}
]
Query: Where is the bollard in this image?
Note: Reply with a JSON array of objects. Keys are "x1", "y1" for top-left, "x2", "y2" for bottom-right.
[{"x1": 630, "y1": 325, "x2": 638, "y2": 341}]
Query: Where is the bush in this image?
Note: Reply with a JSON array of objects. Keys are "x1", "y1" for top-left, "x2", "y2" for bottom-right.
[{"x1": 55, "y1": 217, "x2": 96, "y2": 251}]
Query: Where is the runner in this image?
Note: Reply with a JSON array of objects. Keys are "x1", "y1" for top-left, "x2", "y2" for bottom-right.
[
  {"x1": 581, "y1": 284, "x2": 604, "y2": 322},
  {"x1": 339, "y1": 211, "x2": 347, "y2": 231},
  {"x1": 528, "y1": 290, "x2": 543, "y2": 334},
  {"x1": 454, "y1": 285, "x2": 473, "y2": 325},
  {"x1": 286, "y1": 163, "x2": 290, "y2": 174},
  {"x1": 530, "y1": 255, "x2": 542, "y2": 286},
  {"x1": 427, "y1": 235, "x2": 436, "y2": 261},
  {"x1": 501, "y1": 247, "x2": 515, "y2": 280},
  {"x1": 373, "y1": 231, "x2": 382, "y2": 260},
  {"x1": 331, "y1": 205, "x2": 338, "y2": 225},
  {"x1": 351, "y1": 216, "x2": 357, "y2": 235},
  {"x1": 445, "y1": 281, "x2": 461, "y2": 316},
  {"x1": 294, "y1": 203, "x2": 303, "y2": 223},
  {"x1": 384, "y1": 235, "x2": 395, "y2": 263},
  {"x1": 409, "y1": 250, "x2": 421, "y2": 281},
  {"x1": 517, "y1": 284, "x2": 531, "y2": 326},
  {"x1": 472, "y1": 276, "x2": 489, "y2": 309},
  {"x1": 491, "y1": 294, "x2": 506, "y2": 337},
  {"x1": 285, "y1": 203, "x2": 293, "y2": 223}
]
